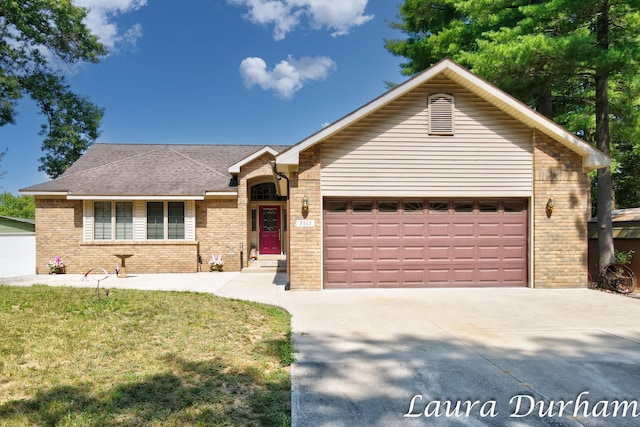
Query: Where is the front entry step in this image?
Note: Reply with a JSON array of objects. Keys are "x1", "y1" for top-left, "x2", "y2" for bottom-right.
[{"x1": 243, "y1": 255, "x2": 286, "y2": 273}]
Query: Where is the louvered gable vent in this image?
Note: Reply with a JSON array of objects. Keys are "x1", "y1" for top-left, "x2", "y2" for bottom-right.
[{"x1": 428, "y1": 93, "x2": 454, "y2": 135}]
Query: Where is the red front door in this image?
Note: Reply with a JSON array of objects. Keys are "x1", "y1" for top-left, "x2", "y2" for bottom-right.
[{"x1": 259, "y1": 206, "x2": 281, "y2": 254}]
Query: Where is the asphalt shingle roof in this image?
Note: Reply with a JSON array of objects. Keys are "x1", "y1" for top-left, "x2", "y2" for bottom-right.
[{"x1": 21, "y1": 143, "x2": 289, "y2": 196}]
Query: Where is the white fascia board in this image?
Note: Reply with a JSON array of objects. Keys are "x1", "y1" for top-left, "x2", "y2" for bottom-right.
[
  {"x1": 275, "y1": 150, "x2": 299, "y2": 166},
  {"x1": 228, "y1": 146, "x2": 279, "y2": 173},
  {"x1": 204, "y1": 192, "x2": 238, "y2": 199},
  {"x1": 67, "y1": 195, "x2": 205, "y2": 200},
  {"x1": 582, "y1": 152, "x2": 611, "y2": 171},
  {"x1": 19, "y1": 191, "x2": 67, "y2": 197}
]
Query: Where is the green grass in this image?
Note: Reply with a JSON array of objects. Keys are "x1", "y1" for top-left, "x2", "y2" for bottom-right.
[{"x1": 0, "y1": 285, "x2": 292, "y2": 426}]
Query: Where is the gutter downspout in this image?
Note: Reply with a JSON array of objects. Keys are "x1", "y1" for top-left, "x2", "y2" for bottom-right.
[{"x1": 272, "y1": 162, "x2": 291, "y2": 290}]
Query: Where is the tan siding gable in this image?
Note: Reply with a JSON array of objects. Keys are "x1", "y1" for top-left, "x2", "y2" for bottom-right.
[{"x1": 321, "y1": 74, "x2": 533, "y2": 197}]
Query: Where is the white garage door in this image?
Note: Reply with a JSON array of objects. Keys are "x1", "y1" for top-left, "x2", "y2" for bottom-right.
[
  {"x1": 324, "y1": 199, "x2": 528, "y2": 288},
  {"x1": 0, "y1": 235, "x2": 36, "y2": 277}
]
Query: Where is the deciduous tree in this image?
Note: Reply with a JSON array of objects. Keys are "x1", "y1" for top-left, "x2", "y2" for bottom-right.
[
  {"x1": 0, "y1": 191, "x2": 35, "y2": 219},
  {"x1": 0, "y1": 0, "x2": 106, "y2": 178}
]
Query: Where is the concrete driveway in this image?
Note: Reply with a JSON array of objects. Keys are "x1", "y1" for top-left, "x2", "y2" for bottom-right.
[{"x1": 4, "y1": 273, "x2": 640, "y2": 426}]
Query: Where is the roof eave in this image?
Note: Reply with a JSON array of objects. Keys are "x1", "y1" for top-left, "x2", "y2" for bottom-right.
[
  {"x1": 19, "y1": 191, "x2": 68, "y2": 197},
  {"x1": 66, "y1": 194, "x2": 206, "y2": 200},
  {"x1": 228, "y1": 146, "x2": 279, "y2": 173}
]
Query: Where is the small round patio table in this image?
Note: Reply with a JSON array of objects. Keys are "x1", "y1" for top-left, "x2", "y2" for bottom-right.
[{"x1": 114, "y1": 254, "x2": 133, "y2": 278}]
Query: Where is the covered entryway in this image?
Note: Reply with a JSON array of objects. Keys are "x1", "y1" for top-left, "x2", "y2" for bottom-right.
[
  {"x1": 248, "y1": 182, "x2": 286, "y2": 257},
  {"x1": 323, "y1": 198, "x2": 528, "y2": 288}
]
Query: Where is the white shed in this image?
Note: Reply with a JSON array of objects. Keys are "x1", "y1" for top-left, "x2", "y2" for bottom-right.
[{"x1": 0, "y1": 216, "x2": 36, "y2": 278}]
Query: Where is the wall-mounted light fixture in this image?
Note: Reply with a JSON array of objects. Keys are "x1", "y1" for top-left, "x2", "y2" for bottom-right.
[
  {"x1": 546, "y1": 196, "x2": 555, "y2": 214},
  {"x1": 302, "y1": 194, "x2": 309, "y2": 213}
]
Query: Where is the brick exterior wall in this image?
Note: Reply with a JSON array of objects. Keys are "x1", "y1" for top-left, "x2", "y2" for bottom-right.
[
  {"x1": 533, "y1": 130, "x2": 591, "y2": 288},
  {"x1": 196, "y1": 198, "x2": 243, "y2": 272},
  {"x1": 288, "y1": 145, "x2": 322, "y2": 290},
  {"x1": 35, "y1": 198, "x2": 198, "y2": 274}
]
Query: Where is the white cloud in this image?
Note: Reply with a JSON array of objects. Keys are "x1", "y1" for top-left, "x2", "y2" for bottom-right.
[
  {"x1": 240, "y1": 55, "x2": 336, "y2": 98},
  {"x1": 73, "y1": 0, "x2": 147, "y2": 50},
  {"x1": 228, "y1": 0, "x2": 373, "y2": 40}
]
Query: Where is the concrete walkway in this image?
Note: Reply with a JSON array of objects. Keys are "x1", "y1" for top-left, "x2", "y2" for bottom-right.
[{"x1": 3, "y1": 273, "x2": 640, "y2": 426}]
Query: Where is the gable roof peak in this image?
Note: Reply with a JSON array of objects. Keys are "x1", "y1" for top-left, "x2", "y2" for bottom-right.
[{"x1": 276, "y1": 58, "x2": 609, "y2": 172}]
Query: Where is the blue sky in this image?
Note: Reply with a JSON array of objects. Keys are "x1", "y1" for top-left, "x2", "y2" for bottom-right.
[{"x1": 1, "y1": 0, "x2": 407, "y2": 195}]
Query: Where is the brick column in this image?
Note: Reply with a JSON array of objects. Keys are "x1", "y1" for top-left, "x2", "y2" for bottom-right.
[
  {"x1": 533, "y1": 130, "x2": 591, "y2": 287},
  {"x1": 289, "y1": 146, "x2": 322, "y2": 290}
]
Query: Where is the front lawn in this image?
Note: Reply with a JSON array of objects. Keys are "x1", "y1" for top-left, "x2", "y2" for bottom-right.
[{"x1": 0, "y1": 285, "x2": 292, "y2": 426}]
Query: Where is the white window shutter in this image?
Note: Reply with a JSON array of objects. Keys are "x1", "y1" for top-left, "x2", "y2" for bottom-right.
[
  {"x1": 83, "y1": 200, "x2": 94, "y2": 241},
  {"x1": 134, "y1": 201, "x2": 146, "y2": 241},
  {"x1": 428, "y1": 94, "x2": 454, "y2": 135},
  {"x1": 185, "y1": 200, "x2": 195, "y2": 241}
]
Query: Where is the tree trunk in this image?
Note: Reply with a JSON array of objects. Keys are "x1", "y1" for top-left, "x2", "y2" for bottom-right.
[
  {"x1": 595, "y1": 1, "x2": 615, "y2": 273},
  {"x1": 536, "y1": 85, "x2": 553, "y2": 119}
]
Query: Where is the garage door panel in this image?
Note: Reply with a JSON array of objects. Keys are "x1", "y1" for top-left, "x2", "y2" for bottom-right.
[
  {"x1": 452, "y1": 246, "x2": 474, "y2": 260},
  {"x1": 324, "y1": 198, "x2": 528, "y2": 288},
  {"x1": 427, "y1": 223, "x2": 450, "y2": 237},
  {"x1": 428, "y1": 269, "x2": 451, "y2": 285},
  {"x1": 428, "y1": 245, "x2": 450, "y2": 260},
  {"x1": 503, "y1": 222, "x2": 527, "y2": 237},
  {"x1": 352, "y1": 246, "x2": 374, "y2": 260},
  {"x1": 403, "y1": 269, "x2": 426, "y2": 284},
  {"x1": 478, "y1": 246, "x2": 500, "y2": 260},
  {"x1": 504, "y1": 268, "x2": 527, "y2": 282},
  {"x1": 325, "y1": 222, "x2": 349, "y2": 237},
  {"x1": 378, "y1": 223, "x2": 400, "y2": 237},
  {"x1": 402, "y1": 223, "x2": 426, "y2": 237},
  {"x1": 352, "y1": 269, "x2": 375, "y2": 285},
  {"x1": 453, "y1": 268, "x2": 475, "y2": 282},
  {"x1": 403, "y1": 246, "x2": 425, "y2": 260},
  {"x1": 452, "y1": 223, "x2": 474, "y2": 237},
  {"x1": 503, "y1": 245, "x2": 526, "y2": 259},
  {"x1": 325, "y1": 246, "x2": 348, "y2": 261},
  {"x1": 352, "y1": 223, "x2": 374, "y2": 237},
  {"x1": 378, "y1": 269, "x2": 401, "y2": 285},
  {"x1": 378, "y1": 246, "x2": 400, "y2": 260},
  {"x1": 325, "y1": 269, "x2": 348, "y2": 285},
  {"x1": 478, "y1": 268, "x2": 500, "y2": 284},
  {"x1": 478, "y1": 223, "x2": 500, "y2": 237}
]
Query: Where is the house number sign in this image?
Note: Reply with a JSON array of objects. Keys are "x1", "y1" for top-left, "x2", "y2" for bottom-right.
[{"x1": 296, "y1": 219, "x2": 315, "y2": 227}]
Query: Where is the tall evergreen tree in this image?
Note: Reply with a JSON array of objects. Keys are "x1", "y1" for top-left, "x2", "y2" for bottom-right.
[{"x1": 386, "y1": 0, "x2": 640, "y2": 273}]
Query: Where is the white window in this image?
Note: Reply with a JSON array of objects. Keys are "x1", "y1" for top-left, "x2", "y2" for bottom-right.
[
  {"x1": 146, "y1": 201, "x2": 185, "y2": 240},
  {"x1": 93, "y1": 201, "x2": 133, "y2": 240},
  {"x1": 428, "y1": 93, "x2": 455, "y2": 135},
  {"x1": 84, "y1": 200, "x2": 193, "y2": 242}
]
